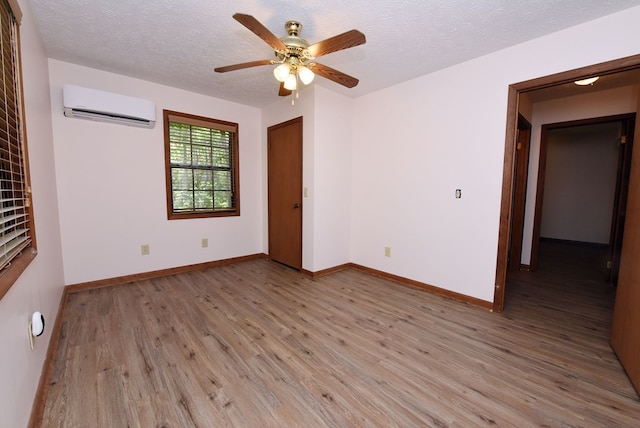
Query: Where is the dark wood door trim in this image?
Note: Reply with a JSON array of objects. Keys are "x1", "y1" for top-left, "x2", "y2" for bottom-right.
[
  {"x1": 493, "y1": 86, "x2": 518, "y2": 312},
  {"x1": 609, "y1": 115, "x2": 636, "y2": 285},
  {"x1": 528, "y1": 125, "x2": 548, "y2": 272},
  {"x1": 494, "y1": 53, "x2": 640, "y2": 312},
  {"x1": 611, "y1": 105, "x2": 640, "y2": 394},
  {"x1": 508, "y1": 115, "x2": 532, "y2": 272}
]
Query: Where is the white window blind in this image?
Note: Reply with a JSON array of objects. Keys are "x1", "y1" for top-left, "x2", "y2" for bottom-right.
[
  {"x1": 0, "y1": 0, "x2": 31, "y2": 272},
  {"x1": 164, "y1": 110, "x2": 240, "y2": 219}
]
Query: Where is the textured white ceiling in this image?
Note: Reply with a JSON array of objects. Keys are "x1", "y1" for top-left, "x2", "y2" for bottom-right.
[{"x1": 27, "y1": 0, "x2": 640, "y2": 108}]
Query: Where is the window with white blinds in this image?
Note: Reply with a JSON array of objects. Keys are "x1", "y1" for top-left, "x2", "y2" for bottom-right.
[
  {"x1": 163, "y1": 110, "x2": 240, "y2": 219},
  {"x1": 0, "y1": 0, "x2": 35, "y2": 299}
]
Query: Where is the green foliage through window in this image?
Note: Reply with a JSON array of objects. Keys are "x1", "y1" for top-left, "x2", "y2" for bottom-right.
[{"x1": 164, "y1": 111, "x2": 239, "y2": 219}]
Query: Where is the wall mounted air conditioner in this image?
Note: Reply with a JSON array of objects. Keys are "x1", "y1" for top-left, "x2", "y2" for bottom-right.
[{"x1": 62, "y1": 84, "x2": 156, "y2": 128}]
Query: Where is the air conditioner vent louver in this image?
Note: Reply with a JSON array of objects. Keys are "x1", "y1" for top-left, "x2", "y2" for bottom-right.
[{"x1": 62, "y1": 84, "x2": 156, "y2": 128}]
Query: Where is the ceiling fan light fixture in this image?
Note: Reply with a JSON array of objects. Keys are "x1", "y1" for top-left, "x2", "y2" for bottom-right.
[
  {"x1": 216, "y1": 14, "x2": 366, "y2": 99},
  {"x1": 274, "y1": 63, "x2": 291, "y2": 82},
  {"x1": 298, "y1": 65, "x2": 314, "y2": 85},
  {"x1": 574, "y1": 76, "x2": 599, "y2": 86},
  {"x1": 284, "y1": 73, "x2": 297, "y2": 90}
]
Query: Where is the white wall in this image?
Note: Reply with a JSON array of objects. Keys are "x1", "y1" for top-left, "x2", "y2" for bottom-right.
[
  {"x1": 312, "y1": 86, "x2": 353, "y2": 271},
  {"x1": 0, "y1": 1, "x2": 65, "y2": 427},
  {"x1": 540, "y1": 123, "x2": 621, "y2": 244},
  {"x1": 521, "y1": 85, "x2": 638, "y2": 263},
  {"x1": 261, "y1": 85, "x2": 353, "y2": 272},
  {"x1": 48, "y1": 60, "x2": 263, "y2": 284},
  {"x1": 350, "y1": 6, "x2": 640, "y2": 302}
]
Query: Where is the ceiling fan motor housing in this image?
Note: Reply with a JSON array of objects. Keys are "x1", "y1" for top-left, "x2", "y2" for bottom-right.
[{"x1": 277, "y1": 21, "x2": 311, "y2": 63}]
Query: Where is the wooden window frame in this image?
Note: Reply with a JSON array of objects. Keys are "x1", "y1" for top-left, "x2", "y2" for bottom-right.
[
  {"x1": 0, "y1": 0, "x2": 37, "y2": 301},
  {"x1": 163, "y1": 110, "x2": 240, "y2": 220}
]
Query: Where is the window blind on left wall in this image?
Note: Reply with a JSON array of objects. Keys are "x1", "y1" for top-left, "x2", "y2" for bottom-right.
[{"x1": 0, "y1": 0, "x2": 31, "y2": 272}]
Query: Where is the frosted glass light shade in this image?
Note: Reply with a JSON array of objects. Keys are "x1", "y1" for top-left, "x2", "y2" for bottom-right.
[
  {"x1": 274, "y1": 63, "x2": 291, "y2": 82},
  {"x1": 284, "y1": 73, "x2": 297, "y2": 90},
  {"x1": 298, "y1": 65, "x2": 314, "y2": 85},
  {"x1": 574, "y1": 76, "x2": 599, "y2": 86}
]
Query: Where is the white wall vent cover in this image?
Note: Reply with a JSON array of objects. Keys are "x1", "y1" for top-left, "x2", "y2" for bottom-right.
[{"x1": 62, "y1": 84, "x2": 156, "y2": 128}]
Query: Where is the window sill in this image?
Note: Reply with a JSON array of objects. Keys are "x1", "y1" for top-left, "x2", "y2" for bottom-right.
[
  {"x1": 168, "y1": 210, "x2": 240, "y2": 220},
  {"x1": 0, "y1": 248, "x2": 37, "y2": 301}
]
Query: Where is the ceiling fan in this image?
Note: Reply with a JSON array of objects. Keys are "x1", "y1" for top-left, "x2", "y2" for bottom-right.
[{"x1": 214, "y1": 13, "x2": 366, "y2": 97}]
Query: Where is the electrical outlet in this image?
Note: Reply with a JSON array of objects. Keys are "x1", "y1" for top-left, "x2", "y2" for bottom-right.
[
  {"x1": 141, "y1": 244, "x2": 150, "y2": 255},
  {"x1": 202, "y1": 238, "x2": 208, "y2": 248},
  {"x1": 384, "y1": 246, "x2": 391, "y2": 257}
]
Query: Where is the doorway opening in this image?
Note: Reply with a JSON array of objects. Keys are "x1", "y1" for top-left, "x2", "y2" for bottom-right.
[
  {"x1": 528, "y1": 115, "x2": 635, "y2": 284},
  {"x1": 506, "y1": 116, "x2": 634, "y2": 324},
  {"x1": 494, "y1": 54, "x2": 640, "y2": 312},
  {"x1": 494, "y1": 54, "x2": 640, "y2": 395}
]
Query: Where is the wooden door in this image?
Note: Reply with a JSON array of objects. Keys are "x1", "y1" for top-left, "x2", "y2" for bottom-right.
[
  {"x1": 608, "y1": 117, "x2": 635, "y2": 285},
  {"x1": 267, "y1": 117, "x2": 303, "y2": 270},
  {"x1": 611, "y1": 114, "x2": 640, "y2": 395},
  {"x1": 508, "y1": 115, "x2": 531, "y2": 271}
]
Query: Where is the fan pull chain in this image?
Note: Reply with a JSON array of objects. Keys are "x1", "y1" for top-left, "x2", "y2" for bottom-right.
[{"x1": 291, "y1": 72, "x2": 300, "y2": 106}]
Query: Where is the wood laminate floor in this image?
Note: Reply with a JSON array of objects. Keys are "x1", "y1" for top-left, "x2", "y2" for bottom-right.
[{"x1": 40, "y1": 242, "x2": 640, "y2": 427}]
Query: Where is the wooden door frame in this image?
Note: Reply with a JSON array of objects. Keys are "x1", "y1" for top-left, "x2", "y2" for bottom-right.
[
  {"x1": 528, "y1": 113, "x2": 636, "y2": 272},
  {"x1": 508, "y1": 115, "x2": 532, "y2": 272},
  {"x1": 608, "y1": 116, "x2": 636, "y2": 285},
  {"x1": 493, "y1": 53, "x2": 640, "y2": 312}
]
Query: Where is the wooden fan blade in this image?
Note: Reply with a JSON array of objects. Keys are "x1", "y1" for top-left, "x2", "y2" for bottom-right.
[
  {"x1": 309, "y1": 63, "x2": 359, "y2": 88},
  {"x1": 278, "y1": 82, "x2": 292, "y2": 96},
  {"x1": 307, "y1": 30, "x2": 366, "y2": 58},
  {"x1": 233, "y1": 13, "x2": 287, "y2": 51},
  {"x1": 214, "y1": 60, "x2": 274, "y2": 73}
]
